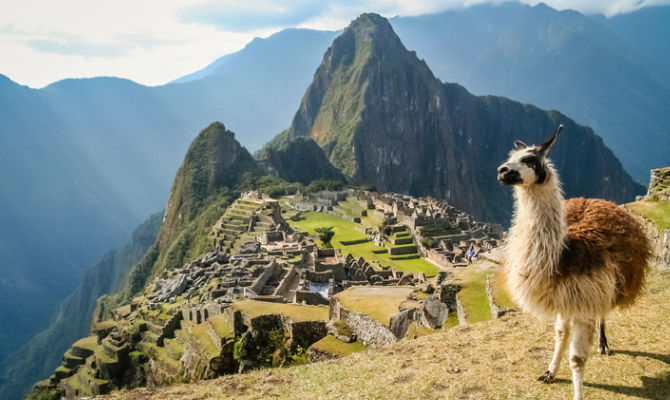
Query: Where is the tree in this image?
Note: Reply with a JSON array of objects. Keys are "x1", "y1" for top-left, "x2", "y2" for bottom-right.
[{"x1": 314, "y1": 226, "x2": 335, "y2": 247}]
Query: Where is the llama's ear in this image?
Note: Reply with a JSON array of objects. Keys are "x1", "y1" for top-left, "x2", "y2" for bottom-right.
[
  {"x1": 514, "y1": 140, "x2": 528, "y2": 150},
  {"x1": 539, "y1": 124, "x2": 563, "y2": 155}
]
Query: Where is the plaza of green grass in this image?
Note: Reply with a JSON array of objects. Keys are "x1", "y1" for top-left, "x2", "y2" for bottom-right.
[{"x1": 286, "y1": 206, "x2": 439, "y2": 277}]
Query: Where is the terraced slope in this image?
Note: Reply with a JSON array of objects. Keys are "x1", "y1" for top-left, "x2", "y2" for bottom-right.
[{"x1": 98, "y1": 269, "x2": 670, "y2": 400}]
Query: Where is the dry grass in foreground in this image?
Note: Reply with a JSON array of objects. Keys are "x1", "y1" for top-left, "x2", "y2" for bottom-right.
[{"x1": 101, "y1": 270, "x2": 670, "y2": 400}]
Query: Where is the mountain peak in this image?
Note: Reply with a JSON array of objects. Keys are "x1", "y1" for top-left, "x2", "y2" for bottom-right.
[{"x1": 347, "y1": 13, "x2": 394, "y2": 37}]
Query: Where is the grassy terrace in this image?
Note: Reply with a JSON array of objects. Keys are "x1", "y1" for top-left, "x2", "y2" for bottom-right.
[
  {"x1": 230, "y1": 300, "x2": 329, "y2": 322},
  {"x1": 287, "y1": 211, "x2": 438, "y2": 276},
  {"x1": 450, "y1": 256, "x2": 515, "y2": 324},
  {"x1": 209, "y1": 315, "x2": 233, "y2": 338},
  {"x1": 311, "y1": 335, "x2": 367, "y2": 357},
  {"x1": 190, "y1": 323, "x2": 219, "y2": 358},
  {"x1": 333, "y1": 287, "x2": 414, "y2": 326},
  {"x1": 73, "y1": 335, "x2": 99, "y2": 352},
  {"x1": 626, "y1": 200, "x2": 670, "y2": 231}
]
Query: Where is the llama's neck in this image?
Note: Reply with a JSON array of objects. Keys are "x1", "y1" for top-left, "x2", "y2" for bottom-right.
[{"x1": 506, "y1": 166, "x2": 566, "y2": 276}]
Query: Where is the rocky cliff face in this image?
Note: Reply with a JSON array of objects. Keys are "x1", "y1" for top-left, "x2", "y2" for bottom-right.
[{"x1": 281, "y1": 13, "x2": 643, "y2": 223}]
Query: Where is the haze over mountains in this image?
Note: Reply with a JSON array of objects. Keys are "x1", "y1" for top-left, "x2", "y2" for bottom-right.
[{"x1": 0, "y1": 3, "x2": 667, "y2": 399}]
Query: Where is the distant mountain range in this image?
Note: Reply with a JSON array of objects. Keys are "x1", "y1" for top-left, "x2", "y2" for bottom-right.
[{"x1": 0, "y1": 3, "x2": 667, "y2": 399}]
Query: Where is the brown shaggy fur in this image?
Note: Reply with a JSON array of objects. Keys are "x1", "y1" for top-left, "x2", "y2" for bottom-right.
[{"x1": 560, "y1": 198, "x2": 650, "y2": 307}]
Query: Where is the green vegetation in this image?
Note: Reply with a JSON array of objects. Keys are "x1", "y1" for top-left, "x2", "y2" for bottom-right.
[
  {"x1": 190, "y1": 324, "x2": 219, "y2": 358},
  {"x1": 290, "y1": 346, "x2": 310, "y2": 365},
  {"x1": 310, "y1": 335, "x2": 367, "y2": 357},
  {"x1": 24, "y1": 388, "x2": 60, "y2": 400},
  {"x1": 256, "y1": 327, "x2": 286, "y2": 367},
  {"x1": 305, "y1": 179, "x2": 345, "y2": 193},
  {"x1": 334, "y1": 287, "x2": 414, "y2": 326},
  {"x1": 230, "y1": 301, "x2": 329, "y2": 322},
  {"x1": 164, "y1": 339, "x2": 183, "y2": 361},
  {"x1": 255, "y1": 137, "x2": 345, "y2": 186},
  {"x1": 209, "y1": 315, "x2": 233, "y2": 338},
  {"x1": 233, "y1": 338, "x2": 245, "y2": 361},
  {"x1": 72, "y1": 336, "x2": 98, "y2": 352},
  {"x1": 627, "y1": 200, "x2": 670, "y2": 231},
  {"x1": 314, "y1": 226, "x2": 335, "y2": 247},
  {"x1": 288, "y1": 211, "x2": 438, "y2": 276},
  {"x1": 452, "y1": 266, "x2": 494, "y2": 324}
]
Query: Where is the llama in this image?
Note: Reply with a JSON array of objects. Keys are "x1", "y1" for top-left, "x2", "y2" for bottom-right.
[{"x1": 496, "y1": 124, "x2": 650, "y2": 400}]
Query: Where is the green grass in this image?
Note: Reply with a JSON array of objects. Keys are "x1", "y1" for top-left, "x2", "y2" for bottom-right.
[
  {"x1": 334, "y1": 287, "x2": 414, "y2": 326},
  {"x1": 452, "y1": 266, "x2": 493, "y2": 324},
  {"x1": 443, "y1": 312, "x2": 460, "y2": 329},
  {"x1": 310, "y1": 335, "x2": 367, "y2": 357},
  {"x1": 231, "y1": 301, "x2": 329, "y2": 322},
  {"x1": 142, "y1": 342, "x2": 180, "y2": 370},
  {"x1": 55, "y1": 365, "x2": 72, "y2": 374},
  {"x1": 94, "y1": 344, "x2": 116, "y2": 364},
  {"x1": 627, "y1": 200, "x2": 670, "y2": 231},
  {"x1": 164, "y1": 338, "x2": 184, "y2": 360},
  {"x1": 73, "y1": 336, "x2": 98, "y2": 351},
  {"x1": 288, "y1": 211, "x2": 438, "y2": 276},
  {"x1": 209, "y1": 315, "x2": 233, "y2": 338},
  {"x1": 191, "y1": 323, "x2": 220, "y2": 358},
  {"x1": 336, "y1": 200, "x2": 365, "y2": 218}
]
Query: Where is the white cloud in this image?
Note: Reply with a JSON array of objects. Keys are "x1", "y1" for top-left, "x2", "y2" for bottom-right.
[{"x1": 0, "y1": 0, "x2": 667, "y2": 88}]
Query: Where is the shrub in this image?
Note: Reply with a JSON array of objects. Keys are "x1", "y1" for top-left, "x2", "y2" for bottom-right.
[{"x1": 314, "y1": 226, "x2": 335, "y2": 247}]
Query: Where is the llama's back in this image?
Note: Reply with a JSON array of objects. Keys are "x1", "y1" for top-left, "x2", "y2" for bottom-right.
[{"x1": 563, "y1": 197, "x2": 651, "y2": 307}]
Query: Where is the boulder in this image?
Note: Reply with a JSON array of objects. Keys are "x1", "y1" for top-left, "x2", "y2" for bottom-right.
[
  {"x1": 436, "y1": 284, "x2": 462, "y2": 312},
  {"x1": 420, "y1": 297, "x2": 449, "y2": 329},
  {"x1": 389, "y1": 308, "x2": 416, "y2": 339}
]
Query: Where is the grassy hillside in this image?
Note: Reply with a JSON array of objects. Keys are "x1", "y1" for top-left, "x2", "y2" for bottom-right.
[{"x1": 99, "y1": 269, "x2": 670, "y2": 400}]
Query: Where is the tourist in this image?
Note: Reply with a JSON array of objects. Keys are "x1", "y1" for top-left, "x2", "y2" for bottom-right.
[{"x1": 466, "y1": 245, "x2": 475, "y2": 266}]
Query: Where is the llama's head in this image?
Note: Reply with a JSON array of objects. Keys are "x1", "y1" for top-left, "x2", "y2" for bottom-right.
[{"x1": 497, "y1": 124, "x2": 562, "y2": 186}]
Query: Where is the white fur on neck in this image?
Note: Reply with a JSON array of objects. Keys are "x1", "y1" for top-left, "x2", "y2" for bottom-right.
[{"x1": 504, "y1": 163, "x2": 567, "y2": 317}]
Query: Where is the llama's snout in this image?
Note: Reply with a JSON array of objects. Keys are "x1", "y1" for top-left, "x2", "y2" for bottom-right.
[{"x1": 497, "y1": 164, "x2": 521, "y2": 185}]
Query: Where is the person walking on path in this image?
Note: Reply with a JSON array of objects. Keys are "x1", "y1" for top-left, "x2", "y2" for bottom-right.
[{"x1": 466, "y1": 245, "x2": 475, "y2": 266}]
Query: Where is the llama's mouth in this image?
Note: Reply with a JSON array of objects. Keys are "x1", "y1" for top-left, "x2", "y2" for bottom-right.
[{"x1": 498, "y1": 170, "x2": 522, "y2": 185}]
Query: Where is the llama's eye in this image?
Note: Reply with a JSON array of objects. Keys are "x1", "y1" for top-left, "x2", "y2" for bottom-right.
[{"x1": 521, "y1": 157, "x2": 536, "y2": 165}]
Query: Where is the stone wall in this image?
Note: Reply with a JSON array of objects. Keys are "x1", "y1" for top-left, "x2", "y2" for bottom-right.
[
  {"x1": 273, "y1": 266, "x2": 299, "y2": 298},
  {"x1": 485, "y1": 275, "x2": 512, "y2": 319},
  {"x1": 249, "y1": 261, "x2": 283, "y2": 294},
  {"x1": 456, "y1": 297, "x2": 466, "y2": 325},
  {"x1": 329, "y1": 298, "x2": 396, "y2": 348},
  {"x1": 633, "y1": 211, "x2": 670, "y2": 270},
  {"x1": 295, "y1": 290, "x2": 329, "y2": 305}
]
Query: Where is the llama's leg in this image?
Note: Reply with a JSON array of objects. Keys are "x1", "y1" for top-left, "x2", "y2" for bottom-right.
[
  {"x1": 539, "y1": 313, "x2": 570, "y2": 383},
  {"x1": 597, "y1": 318, "x2": 611, "y2": 355},
  {"x1": 569, "y1": 319, "x2": 595, "y2": 400}
]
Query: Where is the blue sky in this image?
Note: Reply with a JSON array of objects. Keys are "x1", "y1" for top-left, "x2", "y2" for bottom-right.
[{"x1": 0, "y1": 0, "x2": 668, "y2": 88}]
